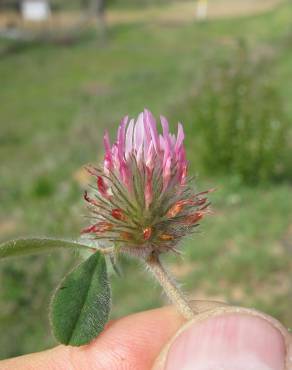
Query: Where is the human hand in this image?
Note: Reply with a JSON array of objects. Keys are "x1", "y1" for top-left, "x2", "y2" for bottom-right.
[{"x1": 1, "y1": 302, "x2": 291, "y2": 370}]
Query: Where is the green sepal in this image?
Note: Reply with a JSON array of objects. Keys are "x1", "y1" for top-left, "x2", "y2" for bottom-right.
[
  {"x1": 0, "y1": 238, "x2": 92, "y2": 260},
  {"x1": 50, "y1": 251, "x2": 111, "y2": 346}
]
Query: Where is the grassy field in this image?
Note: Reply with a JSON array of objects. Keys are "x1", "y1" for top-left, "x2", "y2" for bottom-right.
[{"x1": 0, "y1": 0, "x2": 291, "y2": 359}]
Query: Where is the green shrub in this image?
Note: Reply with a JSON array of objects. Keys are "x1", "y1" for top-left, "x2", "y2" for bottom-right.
[{"x1": 188, "y1": 41, "x2": 289, "y2": 184}]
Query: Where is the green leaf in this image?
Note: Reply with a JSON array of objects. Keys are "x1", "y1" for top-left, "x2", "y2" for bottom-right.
[
  {"x1": 50, "y1": 252, "x2": 111, "y2": 346},
  {"x1": 0, "y1": 238, "x2": 92, "y2": 260}
]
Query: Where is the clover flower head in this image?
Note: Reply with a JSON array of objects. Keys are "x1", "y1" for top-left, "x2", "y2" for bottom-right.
[{"x1": 82, "y1": 109, "x2": 212, "y2": 257}]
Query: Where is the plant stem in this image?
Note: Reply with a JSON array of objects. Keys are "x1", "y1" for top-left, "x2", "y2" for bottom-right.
[{"x1": 146, "y1": 253, "x2": 196, "y2": 320}]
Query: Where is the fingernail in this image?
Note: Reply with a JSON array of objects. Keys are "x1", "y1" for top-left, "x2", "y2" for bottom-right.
[{"x1": 164, "y1": 313, "x2": 286, "y2": 370}]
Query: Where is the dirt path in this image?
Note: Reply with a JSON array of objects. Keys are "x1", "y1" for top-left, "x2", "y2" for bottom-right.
[
  {"x1": 0, "y1": 0, "x2": 284, "y2": 31},
  {"x1": 108, "y1": 0, "x2": 284, "y2": 25}
]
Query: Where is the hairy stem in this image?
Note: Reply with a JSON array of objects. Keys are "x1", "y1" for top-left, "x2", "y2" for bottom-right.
[{"x1": 146, "y1": 253, "x2": 196, "y2": 320}]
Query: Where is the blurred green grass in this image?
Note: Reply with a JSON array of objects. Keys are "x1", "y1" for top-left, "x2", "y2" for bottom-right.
[{"x1": 0, "y1": 0, "x2": 292, "y2": 359}]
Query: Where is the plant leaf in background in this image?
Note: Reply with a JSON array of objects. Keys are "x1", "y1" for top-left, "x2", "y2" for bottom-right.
[
  {"x1": 0, "y1": 238, "x2": 92, "y2": 260},
  {"x1": 50, "y1": 251, "x2": 111, "y2": 346}
]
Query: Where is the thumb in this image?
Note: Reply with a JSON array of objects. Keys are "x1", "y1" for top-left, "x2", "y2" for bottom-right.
[{"x1": 154, "y1": 306, "x2": 292, "y2": 370}]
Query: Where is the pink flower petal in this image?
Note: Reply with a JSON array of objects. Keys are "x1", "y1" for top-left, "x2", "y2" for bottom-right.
[
  {"x1": 111, "y1": 143, "x2": 119, "y2": 168},
  {"x1": 144, "y1": 109, "x2": 160, "y2": 154},
  {"x1": 134, "y1": 112, "x2": 144, "y2": 151},
  {"x1": 180, "y1": 163, "x2": 188, "y2": 185},
  {"x1": 175, "y1": 122, "x2": 185, "y2": 152},
  {"x1": 159, "y1": 135, "x2": 165, "y2": 150},
  {"x1": 125, "y1": 118, "x2": 134, "y2": 157},
  {"x1": 160, "y1": 115, "x2": 170, "y2": 138},
  {"x1": 145, "y1": 166, "x2": 153, "y2": 207},
  {"x1": 143, "y1": 112, "x2": 152, "y2": 156},
  {"x1": 146, "y1": 141, "x2": 155, "y2": 169},
  {"x1": 103, "y1": 131, "x2": 113, "y2": 172},
  {"x1": 117, "y1": 115, "x2": 128, "y2": 160},
  {"x1": 161, "y1": 116, "x2": 172, "y2": 168},
  {"x1": 119, "y1": 160, "x2": 131, "y2": 190},
  {"x1": 136, "y1": 145, "x2": 144, "y2": 166},
  {"x1": 163, "y1": 156, "x2": 172, "y2": 190}
]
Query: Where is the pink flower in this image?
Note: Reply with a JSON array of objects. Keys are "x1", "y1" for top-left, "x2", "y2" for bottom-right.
[
  {"x1": 83, "y1": 109, "x2": 212, "y2": 257},
  {"x1": 103, "y1": 110, "x2": 187, "y2": 198}
]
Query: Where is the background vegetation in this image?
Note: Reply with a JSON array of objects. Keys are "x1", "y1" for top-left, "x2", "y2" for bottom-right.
[{"x1": 0, "y1": 0, "x2": 291, "y2": 359}]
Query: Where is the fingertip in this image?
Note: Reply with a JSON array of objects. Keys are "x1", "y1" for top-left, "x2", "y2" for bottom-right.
[{"x1": 155, "y1": 309, "x2": 290, "y2": 370}]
